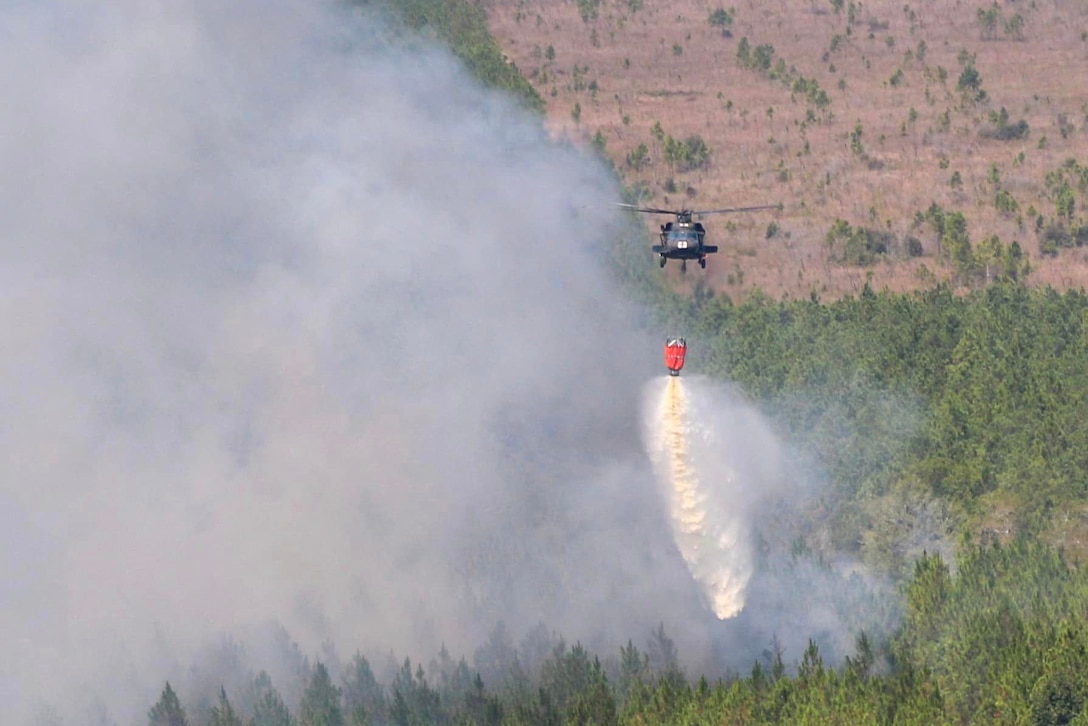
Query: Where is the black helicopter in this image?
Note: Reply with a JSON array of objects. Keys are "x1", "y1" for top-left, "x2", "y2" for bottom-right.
[{"x1": 618, "y1": 203, "x2": 779, "y2": 271}]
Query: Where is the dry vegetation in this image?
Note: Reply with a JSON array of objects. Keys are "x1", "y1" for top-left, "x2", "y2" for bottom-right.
[{"x1": 484, "y1": 0, "x2": 1088, "y2": 299}]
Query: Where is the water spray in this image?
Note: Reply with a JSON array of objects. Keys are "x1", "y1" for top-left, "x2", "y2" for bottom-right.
[{"x1": 643, "y1": 374, "x2": 752, "y2": 619}]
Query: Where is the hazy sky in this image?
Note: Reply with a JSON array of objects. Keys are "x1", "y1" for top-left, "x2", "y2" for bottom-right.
[{"x1": 0, "y1": 0, "x2": 733, "y2": 720}]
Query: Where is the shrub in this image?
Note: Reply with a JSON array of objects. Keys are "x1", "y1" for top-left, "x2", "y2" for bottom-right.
[
  {"x1": 957, "y1": 64, "x2": 987, "y2": 103},
  {"x1": 1076, "y1": 225, "x2": 1088, "y2": 247},
  {"x1": 982, "y1": 107, "x2": 1030, "y2": 141},
  {"x1": 576, "y1": 0, "x2": 599, "y2": 23},
  {"x1": 663, "y1": 134, "x2": 712, "y2": 172},
  {"x1": 708, "y1": 8, "x2": 733, "y2": 32},
  {"x1": 625, "y1": 143, "x2": 649, "y2": 171},
  {"x1": 995, "y1": 190, "x2": 1020, "y2": 215},
  {"x1": 826, "y1": 219, "x2": 895, "y2": 266},
  {"x1": 1040, "y1": 221, "x2": 1072, "y2": 254}
]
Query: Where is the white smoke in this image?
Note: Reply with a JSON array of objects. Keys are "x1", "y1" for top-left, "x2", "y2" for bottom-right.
[
  {"x1": 1, "y1": 1, "x2": 724, "y2": 722},
  {"x1": 643, "y1": 376, "x2": 785, "y2": 619}
]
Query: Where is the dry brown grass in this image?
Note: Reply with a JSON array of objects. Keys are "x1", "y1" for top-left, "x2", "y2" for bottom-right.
[{"x1": 484, "y1": 0, "x2": 1088, "y2": 299}]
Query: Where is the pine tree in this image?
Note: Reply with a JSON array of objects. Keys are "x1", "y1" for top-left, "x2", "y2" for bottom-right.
[
  {"x1": 473, "y1": 621, "x2": 516, "y2": 692},
  {"x1": 208, "y1": 688, "x2": 243, "y2": 726},
  {"x1": 389, "y1": 658, "x2": 442, "y2": 726},
  {"x1": 539, "y1": 640, "x2": 593, "y2": 713},
  {"x1": 342, "y1": 653, "x2": 384, "y2": 726},
  {"x1": 463, "y1": 673, "x2": 503, "y2": 726},
  {"x1": 301, "y1": 663, "x2": 344, "y2": 726},
  {"x1": 616, "y1": 640, "x2": 648, "y2": 706},
  {"x1": 250, "y1": 671, "x2": 294, "y2": 726},
  {"x1": 647, "y1": 623, "x2": 685, "y2": 689},
  {"x1": 148, "y1": 682, "x2": 188, "y2": 726},
  {"x1": 565, "y1": 658, "x2": 618, "y2": 726}
]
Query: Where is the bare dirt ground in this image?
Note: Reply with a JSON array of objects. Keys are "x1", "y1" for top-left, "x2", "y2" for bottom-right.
[{"x1": 484, "y1": 0, "x2": 1088, "y2": 300}]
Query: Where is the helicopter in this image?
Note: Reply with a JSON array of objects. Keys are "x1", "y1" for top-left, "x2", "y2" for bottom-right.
[{"x1": 617, "y1": 203, "x2": 779, "y2": 271}]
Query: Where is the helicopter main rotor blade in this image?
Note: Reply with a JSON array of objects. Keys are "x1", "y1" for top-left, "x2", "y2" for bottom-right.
[
  {"x1": 692, "y1": 204, "x2": 781, "y2": 216},
  {"x1": 614, "y1": 203, "x2": 680, "y2": 215}
]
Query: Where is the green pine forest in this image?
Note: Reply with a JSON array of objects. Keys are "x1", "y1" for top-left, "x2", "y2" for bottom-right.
[{"x1": 140, "y1": 1, "x2": 1088, "y2": 725}]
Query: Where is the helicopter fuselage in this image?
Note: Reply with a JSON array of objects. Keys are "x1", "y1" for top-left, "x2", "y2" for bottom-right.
[
  {"x1": 657, "y1": 221, "x2": 709, "y2": 259},
  {"x1": 651, "y1": 222, "x2": 718, "y2": 269}
]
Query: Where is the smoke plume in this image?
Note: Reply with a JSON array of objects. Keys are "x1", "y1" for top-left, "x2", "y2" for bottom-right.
[{"x1": 0, "y1": 0, "x2": 721, "y2": 720}]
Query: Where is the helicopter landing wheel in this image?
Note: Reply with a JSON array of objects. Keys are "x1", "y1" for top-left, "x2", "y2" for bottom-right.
[
  {"x1": 659, "y1": 256, "x2": 667, "y2": 268},
  {"x1": 699, "y1": 258, "x2": 707, "y2": 269}
]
